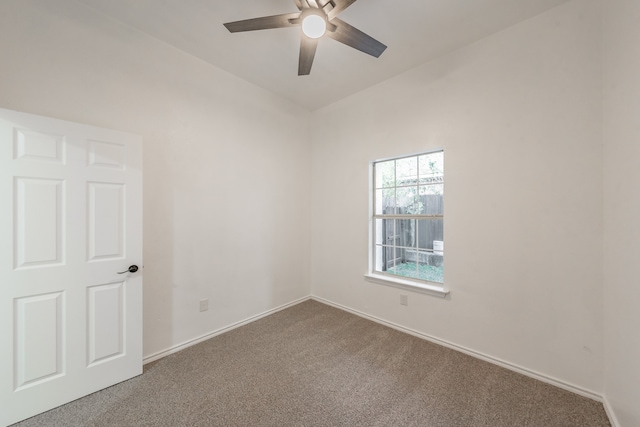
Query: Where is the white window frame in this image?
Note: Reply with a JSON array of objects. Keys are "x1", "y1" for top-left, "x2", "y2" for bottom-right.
[{"x1": 365, "y1": 149, "x2": 449, "y2": 298}]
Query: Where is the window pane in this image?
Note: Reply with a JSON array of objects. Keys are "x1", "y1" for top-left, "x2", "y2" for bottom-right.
[
  {"x1": 419, "y1": 184, "x2": 444, "y2": 196},
  {"x1": 375, "y1": 188, "x2": 395, "y2": 215},
  {"x1": 375, "y1": 160, "x2": 395, "y2": 188},
  {"x1": 374, "y1": 219, "x2": 396, "y2": 245},
  {"x1": 418, "y1": 186, "x2": 444, "y2": 215},
  {"x1": 375, "y1": 245, "x2": 402, "y2": 271},
  {"x1": 375, "y1": 245, "x2": 384, "y2": 272},
  {"x1": 385, "y1": 252, "x2": 444, "y2": 284},
  {"x1": 395, "y1": 219, "x2": 415, "y2": 249},
  {"x1": 385, "y1": 223, "x2": 400, "y2": 248},
  {"x1": 388, "y1": 250, "x2": 419, "y2": 280},
  {"x1": 417, "y1": 219, "x2": 444, "y2": 250},
  {"x1": 419, "y1": 152, "x2": 444, "y2": 184},
  {"x1": 416, "y1": 252, "x2": 444, "y2": 283},
  {"x1": 396, "y1": 156, "x2": 418, "y2": 186},
  {"x1": 376, "y1": 245, "x2": 399, "y2": 273},
  {"x1": 396, "y1": 186, "x2": 418, "y2": 214},
  {"x1": 375, "y1": 220, "x2": 382, "y2": 245}
]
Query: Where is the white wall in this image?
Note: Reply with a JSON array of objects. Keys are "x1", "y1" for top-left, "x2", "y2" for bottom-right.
[
  {"x1": 0, "y1": 0, "x2": 312, "y2": 358},
  {"x1": 603, "y1": 1, "x2": 640, "y2": 425},
  {"x1": 311, "y1": 0, "x2": 604, "y2": 395}
]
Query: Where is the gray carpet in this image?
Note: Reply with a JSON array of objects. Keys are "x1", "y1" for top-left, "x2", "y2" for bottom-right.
[{"x1": 14, "y1": 300, "x2": 610, "y2": 426}]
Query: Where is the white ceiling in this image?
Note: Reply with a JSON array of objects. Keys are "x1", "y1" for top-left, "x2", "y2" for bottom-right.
[{"x1": 76, "y1": 0, "x2": 570, "y2": 111}]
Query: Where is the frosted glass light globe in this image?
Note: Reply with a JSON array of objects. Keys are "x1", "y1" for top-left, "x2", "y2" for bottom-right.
[{"x1": 302, "y1": 14, "x2": 326, "y2": 39}]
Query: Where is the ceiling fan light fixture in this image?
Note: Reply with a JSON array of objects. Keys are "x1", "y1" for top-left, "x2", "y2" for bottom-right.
[
  {"x1": 223, "y1": 0, "x2": 387, "y2": 75},
  {"x1": 301, "y1": 14, "x2": 326, "y2": 39}
]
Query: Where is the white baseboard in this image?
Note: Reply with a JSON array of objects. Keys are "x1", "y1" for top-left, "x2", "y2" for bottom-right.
[
  {"x1": 311, "y1": 295, "x2": 604, "y2": 403},
  {"x1": 603, "y1": 396, "x2": 621, "y2": 427},
  {"x1": 143, "y1": 296, "x2": 312, "y2": 364}
]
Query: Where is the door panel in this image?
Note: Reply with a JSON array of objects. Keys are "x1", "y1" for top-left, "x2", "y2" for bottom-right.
[
  {"x1": 13, "y1": 128, "x2": 65, "y2": 164},
  {"x1": 88, "y1": 182, "x2": 125, "y2": 260},
  {"x1": 14, "y1": 177, "x2": 65, "y2": 269},
  {"x1": 14, "y1": 292, "x2": 64, "y2": 390},
  {"x1": 87, "y1": 139, "x2": 125, "y2": 170},
  {"x1": 0, "y1": 108, "x2": 143, "y2": 426},
  {"x1": 87, "y1": 281, "x2": 124, "y2": 365}
]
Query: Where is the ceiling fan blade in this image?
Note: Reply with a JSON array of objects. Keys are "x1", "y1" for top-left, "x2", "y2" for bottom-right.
[
  {"x1": 327, "y1": 0, "x2": 358, "y2": 20},
  {"x1": 224, "y1": 12, "x2": 301, "y2": 33},
  {"x1": 298, "y1": 36, "x2": 318, "y2": 76},
  {"x1": 326, "y1": 18, "x2": 386, "y2": 58}
]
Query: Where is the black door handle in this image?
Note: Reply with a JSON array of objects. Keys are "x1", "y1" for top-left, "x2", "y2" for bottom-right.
[{"x1": 118, "y1": 265, "x2": 139, "y2": 274}]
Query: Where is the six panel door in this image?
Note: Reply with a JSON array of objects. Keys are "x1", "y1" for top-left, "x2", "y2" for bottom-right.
[{"x1": 0, "y1": 109, "x2": 143, "y2": 426}]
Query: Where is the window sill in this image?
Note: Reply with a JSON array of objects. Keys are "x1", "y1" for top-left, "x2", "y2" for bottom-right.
[{"x1": 364, "y1": 273, "x2": 450, "y2": 298}]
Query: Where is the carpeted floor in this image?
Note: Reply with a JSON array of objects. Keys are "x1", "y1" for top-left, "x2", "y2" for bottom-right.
[{"x1": 13, "y1": 300, "x2": 610, "y2": 426}]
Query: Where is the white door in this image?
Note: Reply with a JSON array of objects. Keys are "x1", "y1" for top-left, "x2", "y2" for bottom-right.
[{"x1": 0, "y1": 109, "x2": 143, "y2": 426}]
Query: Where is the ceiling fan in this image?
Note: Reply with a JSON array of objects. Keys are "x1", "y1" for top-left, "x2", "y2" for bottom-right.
[{"x1": 223, "y1": 0, "x2": 387, "y2": 76}]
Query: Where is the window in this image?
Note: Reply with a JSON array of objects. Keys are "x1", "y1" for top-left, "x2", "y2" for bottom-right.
[{"x1": 368, "y1": 150, "x2": 447, "y2": 296}]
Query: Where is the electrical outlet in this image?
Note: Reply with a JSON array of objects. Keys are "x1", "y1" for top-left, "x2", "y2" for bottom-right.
[
  {"x1": 199, "y1": 298, "x2": 209, "y2": 312},
  {"x1": 400, "y1": 294, "x2": 408, "y2": 306}
]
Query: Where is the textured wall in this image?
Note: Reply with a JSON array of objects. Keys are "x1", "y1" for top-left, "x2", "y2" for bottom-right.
[
  {"x1": 0, "y1": 0, "x2": 312, "y2": 359},
  {"x1": 603, "y1": 0, "x2": 640, "y2": 425},
  {"x1": 311, "y1": 0, "x2": 603, "y2": 394}
]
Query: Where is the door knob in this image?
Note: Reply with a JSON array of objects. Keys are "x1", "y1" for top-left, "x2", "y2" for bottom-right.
[{"x1": 118, "y1": 265, "x2": 139, "y2": 274}]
